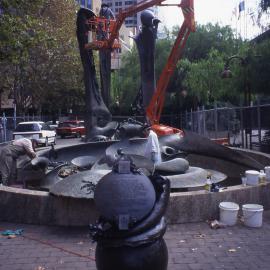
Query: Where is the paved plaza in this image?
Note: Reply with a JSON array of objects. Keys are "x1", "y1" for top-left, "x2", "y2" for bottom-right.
[{"x1": 1, "y1": 211, "x2": 270, "y2": 270}]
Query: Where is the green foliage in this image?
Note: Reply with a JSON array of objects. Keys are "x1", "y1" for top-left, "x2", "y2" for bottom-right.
[
  {"x1": 168, "y1": 23, "x2": 246, "y2": 108},
  {"x1": 0, "y1": 0, "x2": 84, "y2": 114},
  {"x1": 0, "y1": 0, "x2": 47, "y2": 63},
  {"x1": 260, "y1": 0, "x2": 270, "y2": 11},
  {"x1": 249, "y1": 40, "x2": 270, "y2": 95},
  {"x1": 155, "y1": 38, "x2": 172, "y2": 78},
  {"x1": 184, "y1": 49, "x2": 222, "y2": 104},
  {"x1": 111, "y1": 22, "x2": 250, "y2": 114},
  {"x1": 173, "y1": 23, "x2": 240, "y2": 61},
  {"x1": 111, "y1": 47, "x2": 140, "y2": 113},
  {"x1": 1, "y1": 2, "x2": 269, "y2": 117}
]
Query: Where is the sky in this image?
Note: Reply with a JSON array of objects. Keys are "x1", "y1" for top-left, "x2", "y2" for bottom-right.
[{"x1": 158, "y1": 0, "x2": 266, "y2": 39}]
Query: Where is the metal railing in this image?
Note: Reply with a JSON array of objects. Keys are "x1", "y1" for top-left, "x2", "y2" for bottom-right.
[
  {"x1": 180, "y1": 104, "x2": 270, "y2": 153},
  {"x1": 2, "y1": 104, "x2": 270, "y2": 154},
  {"x1": 0, "y1": 114, "x2": 43, "y2": 143}
]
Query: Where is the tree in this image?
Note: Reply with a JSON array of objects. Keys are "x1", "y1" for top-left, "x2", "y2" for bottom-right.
[
  {"x1": 111, "y1": 47, "x2": 140, "y2": 114},
  {"x1": 172, "y1": 23, "x2": 240, "y2": 62},
  {"x1": 111, "y1": 22, "x2": 247, "y2": 113},
  {"x1": 260, "y1": 0, "x2": 270, "y2": 11},
  {"x1": 168, "y1": 23, "x2": 245, "y2": 109},
  {"x1": 0, "y1": 0, "x2": 50, "y2": 112},
  {"x1": 0, "y1": 0, "x2": 84, "y2": 115},
  {"x1": 249, "y1": 40, "x2": 270, "y2": 96}
]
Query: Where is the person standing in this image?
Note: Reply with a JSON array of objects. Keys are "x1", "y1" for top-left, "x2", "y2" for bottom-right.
[
  {"x1": 143, "y1": 127, "x2": 162, "y2": 166},
  {"x1": 0, "y1": 138, "x2": 37, "y2": 186},
  {"x1": 99, "y1": 3, "x2": 115, "y2": 20}
]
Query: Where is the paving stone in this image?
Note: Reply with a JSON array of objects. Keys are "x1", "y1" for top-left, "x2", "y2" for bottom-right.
[{"x1": 1, "y1": 211, "x2": 270, "y2": 270}]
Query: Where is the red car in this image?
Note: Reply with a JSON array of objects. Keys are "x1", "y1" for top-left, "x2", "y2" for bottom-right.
[{"x1": 56, "y1": 120, "x2": 86, "y2": 138}]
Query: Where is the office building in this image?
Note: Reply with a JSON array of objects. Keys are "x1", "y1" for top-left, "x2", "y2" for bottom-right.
[{"x1": 76, "y1": 0, "x2": 101, "y2": 15}]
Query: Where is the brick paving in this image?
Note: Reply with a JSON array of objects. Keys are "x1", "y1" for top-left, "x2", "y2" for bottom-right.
[{"x1": 1, "y1": 212, "x2": 270, "y2": 270}]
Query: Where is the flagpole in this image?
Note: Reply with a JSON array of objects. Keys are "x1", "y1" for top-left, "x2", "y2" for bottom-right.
[
  {"x1": 236, "y1": 16, "x2": 238, "y2": 39},
  {"x1": 245, "y1": 1, "x2": 247, "y2": 39},
  {"x1": 240, "y1": 11, "x2": 242, "y2": 38},
  {"x1": 235, "y1": 4, "x2": 238, "y2": 39}
]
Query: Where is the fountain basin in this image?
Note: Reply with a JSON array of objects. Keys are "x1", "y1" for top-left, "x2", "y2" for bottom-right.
[
  {"x1": 1, "y1": 182, "x2": 270, "y2": 226},
  {"x1": 1, "y1": 144, "x2": 270, "y2": 226}
]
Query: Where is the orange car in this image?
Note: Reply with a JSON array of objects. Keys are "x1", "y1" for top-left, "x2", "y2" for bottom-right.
[{"x1": 56, "y1": 120, "x2": 86, "y2": 138}]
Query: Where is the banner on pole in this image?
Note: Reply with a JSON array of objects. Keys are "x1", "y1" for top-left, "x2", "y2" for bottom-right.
[{"x1": 238, "y1": 1, "x2": 245, "y2": 20}]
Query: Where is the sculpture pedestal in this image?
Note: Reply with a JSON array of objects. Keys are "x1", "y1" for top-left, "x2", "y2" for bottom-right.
[{"x1": 96, "y1": 238, "x2": 168, "y2": 270}]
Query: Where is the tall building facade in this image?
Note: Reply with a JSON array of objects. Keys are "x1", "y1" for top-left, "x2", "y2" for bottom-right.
[
  {"x1": 101, "y1": 0, "x2": 158, "y2": 30},
  {"x1": 76, "y1": 0, "x2": 92, "y2": 9},
  {"x1": 102, "y1": 0, "x2": 138, "y2": 28},
  {"x1": 76, "y1": 0, "x2": 101, "y2": 15}
]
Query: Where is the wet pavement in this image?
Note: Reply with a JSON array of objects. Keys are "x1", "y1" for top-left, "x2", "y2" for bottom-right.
[{"x1": 1, "y1": 211, "x2": 270, "y2": 270}]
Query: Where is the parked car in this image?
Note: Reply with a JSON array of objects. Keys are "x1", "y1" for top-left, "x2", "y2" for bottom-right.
[
  {"x1": 45, "y1": 120, "x2": 59, "y2": 130},
  {"x1": 13, "y1": 121, "x2": 56, "y2": 146},
  {"x1": 56, "y1": 120, "x2": 85, "y2": 138}
]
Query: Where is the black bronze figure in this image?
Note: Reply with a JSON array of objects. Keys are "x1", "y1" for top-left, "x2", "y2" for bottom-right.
[
  {"x1": 99, "y1": 3, "x2": 115, "y2": 107},
  {"x1": 76, "y1": 8, "x2": 112, "y2": 139},
  {"x1": 90, "y1": 152, "x2": 170, "y2": 270},
  {"x1": 134, "y1": 9, "x2": 160, "y2": 112}
]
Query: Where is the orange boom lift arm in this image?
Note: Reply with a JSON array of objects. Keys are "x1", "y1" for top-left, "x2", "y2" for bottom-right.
[{"x1": 146, "y1": 0, "x2": 195, "y2": 127}]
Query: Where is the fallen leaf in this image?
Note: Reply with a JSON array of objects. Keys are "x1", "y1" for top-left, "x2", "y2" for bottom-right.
[
  {"x1": 194, "y1": 233, "x2": 205, "y2": 238},
  {"x1": 35, "y1": 266, "x2": 46, "y2": 270}
]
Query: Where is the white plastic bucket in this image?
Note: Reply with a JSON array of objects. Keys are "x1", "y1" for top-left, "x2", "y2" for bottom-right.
[
  {"x1": 242, "y1": 204, "x2": 264, "y2": 228},
  {"x1": 264, "y1": 166, "x2": 270, "y2": 181},
  {"x1": 245, "y1": 170, "x2": 260, "y2": 186},
  {"x1": 219, "y1": 202, "x2": 239, "y2": 226}
]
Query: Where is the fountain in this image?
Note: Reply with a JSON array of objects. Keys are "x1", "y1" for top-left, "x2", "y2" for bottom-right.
[{"x1": 1, "y1": 7, "x2": 270, "y2": 228}]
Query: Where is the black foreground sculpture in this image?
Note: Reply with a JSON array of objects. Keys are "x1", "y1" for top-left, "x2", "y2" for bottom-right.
[{"x1": 89, "y1": 151, "x2": 170, "y2": 270}]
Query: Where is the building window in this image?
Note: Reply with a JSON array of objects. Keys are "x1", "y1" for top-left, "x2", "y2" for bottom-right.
[
  {"x1": 87, "y1": 0, "x2": 91, "y2": 9},
  {"x1": 81, "y1": 0, "x2": 85, "y2": 6}
]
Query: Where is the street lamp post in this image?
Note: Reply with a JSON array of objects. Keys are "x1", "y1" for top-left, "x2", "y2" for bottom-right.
[
  {"x1": 221, "y1": 55, "x2": 250, "y2": 106},
  {"x1": 221, "y1": 55, "x2": 251, "y2": 149}
]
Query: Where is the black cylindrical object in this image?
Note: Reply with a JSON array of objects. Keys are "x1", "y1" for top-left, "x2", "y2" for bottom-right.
[
  {"x1": 90, "y1": 150, "x2": 169, "y2": 270},
  {"x1": 96, "y1": 238, "x2": 168, "y2": 270}
]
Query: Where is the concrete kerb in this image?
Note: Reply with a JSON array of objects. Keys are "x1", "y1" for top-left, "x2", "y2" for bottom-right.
[{"x1": 1, "y1": 183, "x2": 270, "y2": 226}]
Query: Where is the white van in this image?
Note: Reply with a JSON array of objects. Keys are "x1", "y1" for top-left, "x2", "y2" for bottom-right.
[{"x1": 13, "y1": 121, "x2": 56, "y2": 146}]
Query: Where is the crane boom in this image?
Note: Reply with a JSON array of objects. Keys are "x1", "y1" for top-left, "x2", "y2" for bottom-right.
[{"x1": 146, "y1": 0, "x2": 195, "y2": 127}]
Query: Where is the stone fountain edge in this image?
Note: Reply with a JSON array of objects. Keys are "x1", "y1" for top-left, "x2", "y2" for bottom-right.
[{"x1": 1, "y1": 183, "x2": 270, "y2": 226}]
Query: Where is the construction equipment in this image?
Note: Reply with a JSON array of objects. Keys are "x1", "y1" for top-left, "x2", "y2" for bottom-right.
[{"x1": 85, "y1": 0, "x2": 195, "y2": 136}]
